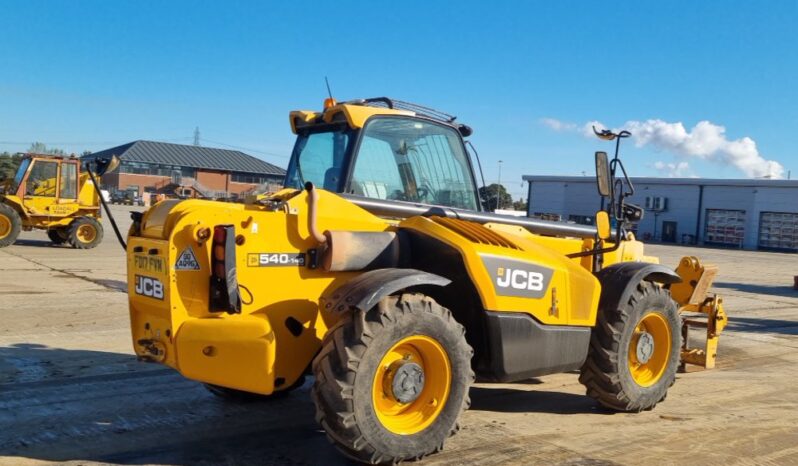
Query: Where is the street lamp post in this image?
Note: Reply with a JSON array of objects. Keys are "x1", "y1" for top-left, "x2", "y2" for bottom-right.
[{"x1": 497, "y1": 160, "x2": 503, "y2": 210}]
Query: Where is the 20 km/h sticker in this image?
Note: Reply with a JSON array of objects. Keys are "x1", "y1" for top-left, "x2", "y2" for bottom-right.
[{"x1": 247, "y1": 253, "x2": 305, "y2": 267}]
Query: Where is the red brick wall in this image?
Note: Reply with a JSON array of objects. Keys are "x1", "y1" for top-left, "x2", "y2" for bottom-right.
[{"x1": 103, "y1": 170, "x2": 266, "y2": 197}]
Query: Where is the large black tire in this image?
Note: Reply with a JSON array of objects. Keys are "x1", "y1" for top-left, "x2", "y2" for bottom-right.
[
  {"x1": 204, "y1": 375, "x2": 306, "y2": 401},
  {"x1": 0, "y1": 203, "x2": 22, "y2": 248},
  {"x1": 47, "y1": 228, "x2": 69, "y2": 245},
  {"x1": 68, "y1": 217, "x2": 103, "y2": 249},
  {"x1": 312, "y1": 293, "x2": 474, "y2": 465},
  {"x1": 579, "y1": 282, "x2": 681, "y2": 412}
]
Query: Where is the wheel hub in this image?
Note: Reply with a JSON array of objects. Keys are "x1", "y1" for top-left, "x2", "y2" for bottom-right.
[
  {"x1": 386, "y1": 361, "x2": 425, "y2": 404},
  {"x1": 636, "y1": 331, "x2": 655, "y2": 364}
]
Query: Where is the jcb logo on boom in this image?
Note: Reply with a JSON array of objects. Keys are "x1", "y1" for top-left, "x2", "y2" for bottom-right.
[
  {"x1": 481, "y1": 254, "x2": 553, "y2": 299},
  {"x1": 135, "y1": 275, "x2": 164, "y2": 300},
  {"x1": 496, "y1": 268, "x2": 545, "y2": 291}
]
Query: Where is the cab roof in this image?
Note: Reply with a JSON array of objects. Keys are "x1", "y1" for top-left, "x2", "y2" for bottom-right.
[{"x1": 289, "y1": 97, "x2": 470, "y2": 135}]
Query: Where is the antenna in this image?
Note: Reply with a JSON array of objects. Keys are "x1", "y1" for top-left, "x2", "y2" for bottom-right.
[
  {"x1": 324, "y1": 76, "x2": 334, "y2": 100},
  {"x1": 193, "y1": 127, "x2": 200, "y2": 146}
]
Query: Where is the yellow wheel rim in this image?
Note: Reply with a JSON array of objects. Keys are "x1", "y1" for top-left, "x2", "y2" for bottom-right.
[
  {"x1": 372, "y1": 335, "x2": 451, "y2": 435},
  {"x1": 76, "y1": 224, "x2": 96, "y2": 243},
  {"x1": 628, "y1": 312, "x2": 671, "y2": 387},
  {"x1": 0, "y1": 214, "x2": 10, "y2": 240}
]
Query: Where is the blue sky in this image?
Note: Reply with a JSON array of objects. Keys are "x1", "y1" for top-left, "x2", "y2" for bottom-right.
[{"x1": 1, "y1": 1, "x2": 796, "y2": 199}]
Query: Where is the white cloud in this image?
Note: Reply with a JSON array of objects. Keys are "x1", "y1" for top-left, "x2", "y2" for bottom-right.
[
  {"x1": 540, "y1": 117, "x2": 785, "y2": 179},
  {"x1": 539, "y1": 117, "x2": 576, "y2": 132},
  {"x1": 653, "y1": 160, "x2": 693, "y2": 178}
]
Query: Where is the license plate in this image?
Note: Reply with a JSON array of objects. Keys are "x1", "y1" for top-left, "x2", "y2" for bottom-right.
[{"x1": 133, "y1": 254, "x2": 166, "y2": 276}]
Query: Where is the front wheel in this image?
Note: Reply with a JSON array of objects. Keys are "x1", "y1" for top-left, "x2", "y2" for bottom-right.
[
  {"x1": 312, "y1": 293, "x2": 474, "y2": 464},
  {"x1": 0, "y1": 203, "x2": 22, "y2": 248},
  {"x1": 579, "y1": 282, "x2": 681, "y2": 412}
]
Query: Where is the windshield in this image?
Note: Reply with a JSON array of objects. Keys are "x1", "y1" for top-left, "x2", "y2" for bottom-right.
[
  {"x1": 350, "y1": 117, "x2": 480, "y2": 210},
  {"x1": 284, "y1": 128, "x2": 352, "y2": 191},
  {"x1": 10, "y1": 158, "x2": 31, "y2": 193}
]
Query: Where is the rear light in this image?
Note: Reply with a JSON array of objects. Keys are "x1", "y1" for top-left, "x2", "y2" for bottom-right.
[{"x1": 209, "y1": 225, "x2": 241, "y2": 314}]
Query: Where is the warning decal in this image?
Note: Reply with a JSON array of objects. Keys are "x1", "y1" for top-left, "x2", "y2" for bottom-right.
[{"x1": 175, "y1": 247, "x2": 201, "y2": 270}]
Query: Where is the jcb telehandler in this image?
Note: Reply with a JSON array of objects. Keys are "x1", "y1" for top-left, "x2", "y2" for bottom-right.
[
  {"x1": 126, "y1": 98, "x2": 723, "y2": 464},
  {"x1": 0, "y1": 153, "x2": 118, "y2": 249}
]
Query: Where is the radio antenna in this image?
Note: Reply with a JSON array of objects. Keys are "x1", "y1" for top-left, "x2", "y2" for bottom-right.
[{"x1": 325, "y1": 76, "x2": 334, "y2": 100}]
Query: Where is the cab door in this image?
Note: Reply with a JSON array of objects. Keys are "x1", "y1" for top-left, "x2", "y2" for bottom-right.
[{"x1": 22, "y1": 158, "x2": 60, "y2": 215}]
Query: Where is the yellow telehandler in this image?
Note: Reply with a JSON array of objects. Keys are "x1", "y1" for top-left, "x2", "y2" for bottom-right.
[
  {"x1": 125, "y1": 97, "x2": 725, "y2": 464},
  {"x1": 0, "y1": 153, "x2": 119, "y2": 249}
]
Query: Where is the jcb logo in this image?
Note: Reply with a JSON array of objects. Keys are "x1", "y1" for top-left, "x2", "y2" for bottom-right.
[
  {"x1": 496, "y1": 268, "x2": 545, "y2": 291},
  {"x1": 135, "y1": 275, "x2": 164, "y2": 300},
  {"x1": 481, "y1": 254, "x2": 552, "y2": 299}
]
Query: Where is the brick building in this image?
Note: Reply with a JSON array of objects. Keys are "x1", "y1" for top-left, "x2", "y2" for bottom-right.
[{"x1": 83, "y1": 140, "x2": 285, "y2": 200}]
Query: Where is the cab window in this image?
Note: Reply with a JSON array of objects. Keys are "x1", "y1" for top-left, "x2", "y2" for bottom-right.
[
  {"x1": 26, "y1": 160, "x2": 58, "y2": 197},
  {"x1": 350, "y1": 117, "x2": 479, "y2": 210},
  {"x1": 59, "y1": 162, "x2": 78, "y2": 199}
]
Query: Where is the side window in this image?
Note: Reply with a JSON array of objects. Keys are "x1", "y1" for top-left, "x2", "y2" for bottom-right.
[
  {"x1": 59, "y1": 163, "x2": 78, "y2": 199},
  {"x1": 350, "y1": 136, "x2": 403, "y2": 199},
  {"x1": 351, "y1": 118, "x2": 479, "y2": 210},
  {"x1": 287, "y1": 131, "x2": 350, "y2": 191},
  {"x1": 26, "y1": 161, "x2": 58, "y2": 197}
]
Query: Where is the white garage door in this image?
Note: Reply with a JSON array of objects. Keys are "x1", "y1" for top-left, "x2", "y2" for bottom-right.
[
  {"x1": 759, "y1": 212, "x2": 798, "y2": 251},
  {"x1": 705, "y1": 209, "x2": 746, "y2": 247}
]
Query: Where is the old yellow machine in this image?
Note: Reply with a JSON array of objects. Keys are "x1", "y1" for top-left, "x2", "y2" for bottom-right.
[
  {"x1": 0, "y1": 153, "x2": 118, "y2": 249},
  {"x1": 125, "y1": 98, "x2": 724, "y2": 464}
]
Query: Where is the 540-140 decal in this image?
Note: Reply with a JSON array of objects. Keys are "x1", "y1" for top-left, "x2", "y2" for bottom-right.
[{"x1": 247, "y1": 252, "x2": 306, "y2": 267}]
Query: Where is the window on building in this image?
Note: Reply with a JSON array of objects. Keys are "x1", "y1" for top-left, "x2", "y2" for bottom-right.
[
  {"x1": 119, "y1": 161, "x2": 197, "y2": 178},
  {"x1": 231, "y1": 172, "x2": 270, "y2": 184}
]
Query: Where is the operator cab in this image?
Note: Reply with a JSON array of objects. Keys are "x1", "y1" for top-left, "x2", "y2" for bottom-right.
[
  {"x1": 284, "y1": 98, "x2": 482, "y2": 212},
  {"x1": 5, "y1": 154, "x2": 80, "y2": 201}
]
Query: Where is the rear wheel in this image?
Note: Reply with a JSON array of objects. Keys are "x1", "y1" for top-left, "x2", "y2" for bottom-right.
[
  {"x1": 0, "y1": 204, "x2": 22, "y2": 248},
  {"x1": 47, "y1": 228, "x2": 69, "y2": 245},
  {"x1": 68, "y1": 217, "x2": 103, "y2": 249},
  {"x1": 312, "y1": 293, "x2": 474, "y2": 464},
  {"x1": 579, "y1": 282, "x2": 681, "y2": 412}
]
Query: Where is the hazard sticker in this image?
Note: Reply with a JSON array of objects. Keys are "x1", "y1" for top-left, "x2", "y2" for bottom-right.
[{"x1": 175, "y1": 247, "x2": 201, "y2": 270}]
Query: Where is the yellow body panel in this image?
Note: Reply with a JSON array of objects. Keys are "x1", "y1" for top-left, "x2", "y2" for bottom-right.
[
  {"x1": 129, "y1": 190, "x2": 393, "y2": 393},
  {"x1": 129, "y1": 189, "x2": 664, "y2": 394},
  {"x1": 290, "y1": 103, "x2": 414, "y2": 133}
]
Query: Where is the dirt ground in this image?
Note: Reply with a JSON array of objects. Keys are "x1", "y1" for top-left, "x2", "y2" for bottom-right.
[{"x1": 1, "y1": 205, "x2": 797, "y2": 465}]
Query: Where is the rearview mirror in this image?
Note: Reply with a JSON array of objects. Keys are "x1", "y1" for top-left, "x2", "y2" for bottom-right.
[
  {"x1": 92, "y1": 155, "x2": 121, "y2": 176},
  {"x1": 595, "y1": 210, "x2": 611, "y2": 241},
  {"x1": 595, "y1": 151, "x2": 611, "y2": 197}
]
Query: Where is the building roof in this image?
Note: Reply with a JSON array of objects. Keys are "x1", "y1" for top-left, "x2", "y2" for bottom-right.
[
  {"x1": 522, "y1": 175, "x2": 798, "y2": 188},
  {"x1": 83, "y1": 140, "x2": 285, "y2": 177}
]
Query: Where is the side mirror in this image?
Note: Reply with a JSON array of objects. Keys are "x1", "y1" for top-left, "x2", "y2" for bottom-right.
[
  {"x1": 91, "y1": 155, "x2": 121, "y2": 176},
  {"x1": 595, "y1": 210, "x2": 611, "y2": 241},
  {"x1": 595, "y1": 151, "x2": 611, "y2": 197}
]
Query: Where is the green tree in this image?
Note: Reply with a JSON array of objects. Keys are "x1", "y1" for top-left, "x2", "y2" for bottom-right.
[
  {"x1": 0, "y1": 152, "x2": 24, "y2": 182},
  {"x1": 512, "y1": 198, "x2": 528, "y2": 212},
  {"x1": 28, "y1": 142, "x2": 66, "y2": 156},
  {"x1": 478, "y1": 183, "x2": 513, "y2": 211}
]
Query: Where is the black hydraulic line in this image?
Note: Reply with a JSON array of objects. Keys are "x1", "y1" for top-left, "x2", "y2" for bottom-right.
[
  {"x1": 341, "y1": 194, "x2": 605, "y2": 239},
  {"x1": 84, "y1": 164, "x2": 127, "y2": 250}
]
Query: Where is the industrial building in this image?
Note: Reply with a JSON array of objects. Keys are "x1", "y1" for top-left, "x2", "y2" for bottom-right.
[
  {"x1": 524, "y1": 176, "x2": 798, "y2": 251},
  {"x1": 83, "y1": 140, "x2": 285, "y2": 200}
]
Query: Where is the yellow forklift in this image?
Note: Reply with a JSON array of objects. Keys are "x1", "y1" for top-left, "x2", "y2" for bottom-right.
[
  {"x1": 123, "y1": 97, "x2": 725, "y2": 464},
  {"x1": 0, "y1": 153, "x2": 119, "y2": 248}
]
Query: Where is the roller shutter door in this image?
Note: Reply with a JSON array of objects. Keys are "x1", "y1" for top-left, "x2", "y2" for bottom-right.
[
  {"x1": 704, "y1": 209, "x2": 745, "y2": 247},
  {"x1": 758, "y1": 212, "x2": 798, "y2": 251}
]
